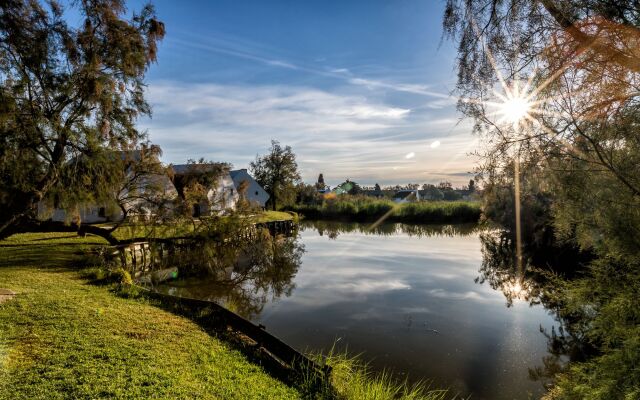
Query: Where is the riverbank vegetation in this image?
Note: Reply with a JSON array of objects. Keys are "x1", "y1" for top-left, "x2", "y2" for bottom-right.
[
  {"x1": 286, "y1": 197, "x2": 481, "y2": 224},
  {"x1": 444, "y1": 1, "x2": 640, "y2": 398}
]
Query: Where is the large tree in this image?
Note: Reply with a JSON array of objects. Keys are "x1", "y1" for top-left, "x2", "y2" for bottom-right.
[
  {"x1": 250, "y1": 140, "x2": 300, "y2": 211},
  {"x1": 0, "y1": 0, "x2": 164, "y2": 238},
  {"x1": 442, "y1": 0, "x2": 640, "y2": 256},
  {"x1": 443, "y1": 1, "x2": 640, "y2": 397}
]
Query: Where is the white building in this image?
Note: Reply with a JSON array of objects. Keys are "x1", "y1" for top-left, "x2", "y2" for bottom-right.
[
  {"x1": 171, "y1": 164, "x2": 239, "y2": 216},
  {"x1": 229, "y1": 169, "x2": 270, "y2": 209},
  {"x1": 38, "y1": 152, "x2": 178, "y2": 224}
]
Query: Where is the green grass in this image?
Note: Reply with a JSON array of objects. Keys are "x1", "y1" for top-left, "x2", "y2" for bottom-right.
[
  {"x1": 286, "y1": 198, "x2": 481, "y2": 224},
  {"x1": 251, "y1": 210, "x2": 297, "y2": 223},
  {"x1": 303, "y1": 350, "x2": 450, "y2": 400},
  {"x1": 0, "y1": 233, "x2": 298, "y2": 399},
  {"x1": 104, "y1": 210, "x2": 297, "y2": 241}
]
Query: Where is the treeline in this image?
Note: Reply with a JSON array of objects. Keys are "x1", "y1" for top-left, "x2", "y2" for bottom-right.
[{"x1": 285, "y1": 197, "x2": 481, "y2": 224}]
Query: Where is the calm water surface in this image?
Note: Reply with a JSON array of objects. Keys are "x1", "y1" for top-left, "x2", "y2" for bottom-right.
[{"x1": 160, "y1": 221, "x2": 557, "y2": 399}]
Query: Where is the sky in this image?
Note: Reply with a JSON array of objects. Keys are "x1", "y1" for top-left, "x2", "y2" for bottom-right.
[{"x1": 122, "y1": 0, "x2": 478, "y2": 187}]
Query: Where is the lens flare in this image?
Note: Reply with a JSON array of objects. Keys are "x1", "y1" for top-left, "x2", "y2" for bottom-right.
[
  {"x1": 494, "y1": 80, "x2": 537, "y2": 127},
  {"x1": 500, "y1": 96, "x2": 532, "y2": 124}
]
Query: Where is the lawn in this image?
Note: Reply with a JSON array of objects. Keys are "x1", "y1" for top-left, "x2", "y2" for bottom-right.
[{"x1": 0, "y1": 233, "x2": 298, "y2": 399}]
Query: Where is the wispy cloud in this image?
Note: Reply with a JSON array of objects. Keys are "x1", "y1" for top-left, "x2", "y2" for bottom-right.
[
  {"x1": 168, "y1": 32, "x2": 454, "y2": 100},
  {"x1": 143, "y1": 80, "x2": 475, "y2": 185}
]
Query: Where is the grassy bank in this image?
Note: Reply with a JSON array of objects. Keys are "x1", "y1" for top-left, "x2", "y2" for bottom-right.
[
  {"x1": 0, "y1": 233, "x2": 298, "y2": 399},
  {"x1": 102, "y1": 210, "x2": 297, "y2": 241},
  {"x1": 286, "y1": 198, "x2": 481, "y2": 224},
  {"x1": 0, "y1": 231, "x2": 450, "y2": 399}
]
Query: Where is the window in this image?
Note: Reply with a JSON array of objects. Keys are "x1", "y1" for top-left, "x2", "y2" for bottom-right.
[
  {"x1": 98, "y1": 207, "x2": 106, "y2": 218},
  {"x1": 255, "y1": 191, "x2": 259, "y2": 196}
]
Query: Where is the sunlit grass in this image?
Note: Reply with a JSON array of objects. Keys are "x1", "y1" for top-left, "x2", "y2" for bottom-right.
[
  {"x1": 301, "y1": 348, "x2": 452, "y2": 400},
  {"x1": 0, "y1": 233, "x2": 298, "y2": 399}
]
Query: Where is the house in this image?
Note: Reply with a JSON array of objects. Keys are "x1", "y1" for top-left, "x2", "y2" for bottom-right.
[
  {"x1": 229, "y1": 169, "x2": 270, "y2": 209},
  {"x1": 333, "y1": 180, "x2": 361, "y2": 195},
  {"x1": 392, "y1": 189, "x2": 420, "y2": 203},
  {"x1": 38, "y1": 151, "x2": 178, "y2": 224},
  {"x1": 171, "y1": 164, "x2": 239, "y2": 216}
]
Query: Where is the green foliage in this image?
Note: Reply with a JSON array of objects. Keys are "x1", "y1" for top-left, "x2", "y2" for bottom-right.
[
  {"x1": 250, "y1": 140, "x2": 301, "y2": 211},
  {"x1": 287, "y1": 197, "x2": 481, "y2": 224},
  {"x1": 0, "y1": 0, "x2": 165, "y2": 237},
  {"x1": 301, "y1": 349, "x2": 450, "y2": 400},
  {"x1": 444, "y1": 2, "x2": 640, "y2": 396},
  {"x1": 540, "y1": 257, "x2": 640, "y2": 400}
]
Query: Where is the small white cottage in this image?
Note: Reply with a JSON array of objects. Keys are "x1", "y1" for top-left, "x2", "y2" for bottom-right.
[
  {"x1": 171, "y1": 164, "x2": 239, "y2": 216},
  {"x1": 229, "y1": 169, "x2": 270, "y2": 209}
]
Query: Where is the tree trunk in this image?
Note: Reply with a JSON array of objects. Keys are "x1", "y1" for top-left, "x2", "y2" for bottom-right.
[{"x1": 0, "y1": 217, "x2": 120, "y2": 245}]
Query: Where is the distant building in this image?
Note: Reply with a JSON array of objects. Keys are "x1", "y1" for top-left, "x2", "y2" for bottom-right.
[
  {"x1": 392, "y1": 189, "x2": 421, "y2": 203},
  {"x1": 229, "y1": 169, "x2": 270, "y2": 208},
  {"x1": 38, "y1": 151, "x2": 177, "y2": 224}
]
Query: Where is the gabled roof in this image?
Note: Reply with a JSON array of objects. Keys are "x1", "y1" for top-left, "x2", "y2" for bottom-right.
[{"x1": 393, "y1": 190, "x2": 417, "y2": 199}]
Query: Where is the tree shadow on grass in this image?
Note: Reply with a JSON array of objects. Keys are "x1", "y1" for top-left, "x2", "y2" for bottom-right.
[{"x1": 0, "y1": 241, "x2": 102, "y2": 270}]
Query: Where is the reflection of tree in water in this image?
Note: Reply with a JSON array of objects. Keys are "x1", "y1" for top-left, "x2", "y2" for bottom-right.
[
  {"x1": 160, "y1": 230, "x2": 304, "y2": 320},
  {"x1": 478, "y1": 231, "x2": 594, "y2": 388},
  {"x1": 302, "y1": 220, "x2": 480, "y2": 240}
]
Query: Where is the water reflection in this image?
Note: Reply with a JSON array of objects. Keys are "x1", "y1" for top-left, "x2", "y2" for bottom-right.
[
  {"x1": 477, "y1": 231, "x2": 543, "y2": 307},
  {"x1": 155, "y1": 233, "x2": 304, "y2": 319},
  {"x1": 303, "y1": 220, "x2": 481, "y2": 240},
  {"x1": 477, "y1": 230, "x2": 592, "y2": 389},
  {"x1": 155, "y1": 221, "x2": 558, "y2": 399}
]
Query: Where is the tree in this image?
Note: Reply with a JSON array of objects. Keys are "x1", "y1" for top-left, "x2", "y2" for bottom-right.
[
  {"x1": 442, "y1": 0, "x2": 640, "y2": 256},
  {"x1": 295, "y1": 182, "x2": 318, "y2": 205},
  {"x1": 468, "y1": 179, "x2": 475, "y2": 192},
  {"x1": 444, "y1": 1, "x2": 640, "y2": 397},
  {"x1": 170, "y1": 160, "x2": 231, "y2": 217},
  {"x1": 315, "y1": 173, "x2": 326, "y2": 190},
  {"x1": 374, "y1": 183, "x2": 381, "y2": 192},
  {"x1": 250, "y1": 140, "x2": 301, "y2": 211},
  {"x1": 437, "y1": 181, "x2": 453, "y2": 191},
  {"x1": 0, "y1": 0, "x2": 165, "y2": 239}
]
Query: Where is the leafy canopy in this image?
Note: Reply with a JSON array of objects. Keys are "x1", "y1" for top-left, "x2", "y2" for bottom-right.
[
  {"x1": 0, "y1": 0, "x2": 164, "y2": 236},
  {"x1": 250, "y1": 140, "x2": 301, "y2": 211}
]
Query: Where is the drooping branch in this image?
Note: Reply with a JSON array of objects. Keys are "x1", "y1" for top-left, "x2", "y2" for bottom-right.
[{"x1": 540, "y1": 0, "x2": 640, "y2": 73}]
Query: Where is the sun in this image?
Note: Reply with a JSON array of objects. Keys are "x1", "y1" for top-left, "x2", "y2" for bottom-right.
[
  {"x1": 500, "y1": 96, "x2": 532, "y2": 124},
  {"x1": 494, "y1": 79, "x2": 536, "y2": 126}
]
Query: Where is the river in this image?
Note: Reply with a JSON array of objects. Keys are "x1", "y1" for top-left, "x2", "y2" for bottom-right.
[{"x1": 157, "y1": 220, "x2": 558, "y2": 399}]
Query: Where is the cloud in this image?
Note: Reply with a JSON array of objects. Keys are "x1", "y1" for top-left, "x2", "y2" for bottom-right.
[
  {"x1": 142, "y1": 80, "x2": 476, "y2": 185},
  {"x1": 171, "y1": 33, "x2": 454, "y2": 100},
  {"x1": 405, "y1": 152, "x2": 415, "y2": 159}
]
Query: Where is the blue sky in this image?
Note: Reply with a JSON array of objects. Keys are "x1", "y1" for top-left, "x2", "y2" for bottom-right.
[{"x1": 127, "y1": 0, "x2": 477, "y2": 187}]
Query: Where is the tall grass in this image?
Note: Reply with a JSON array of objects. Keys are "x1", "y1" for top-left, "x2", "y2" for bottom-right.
[
  {"x1": 299, "y1": 348, "x2": 452, "y2": 400},
  {"x1": 286, "y1": 197, "x2": 481, "y2": 224}
]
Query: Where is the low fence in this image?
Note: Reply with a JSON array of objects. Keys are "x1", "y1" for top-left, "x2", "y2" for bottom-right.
[{"x1": 112, "y1": 219, "x2": 297, "y2": 277}]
